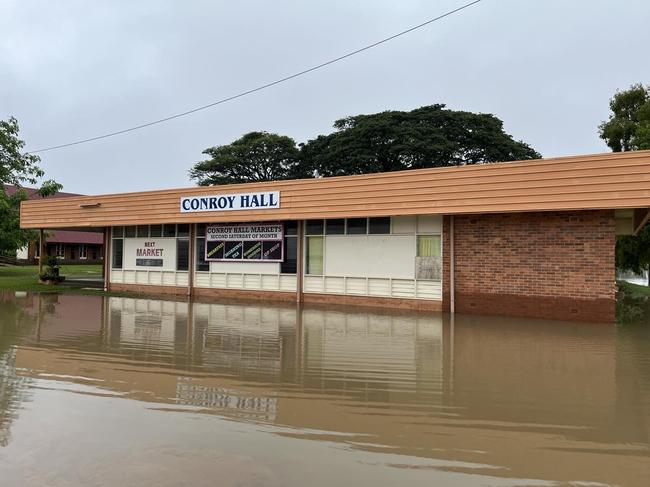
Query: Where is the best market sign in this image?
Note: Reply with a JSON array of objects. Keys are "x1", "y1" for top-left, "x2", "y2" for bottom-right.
[{"x1": 180, "y1": 191, "x2": 280, "y2": 213}]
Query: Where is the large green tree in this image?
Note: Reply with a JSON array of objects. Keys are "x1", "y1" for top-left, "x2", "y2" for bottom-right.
[
  {"x1": 190, "y1": 131, "x2": 303, "y2": 186},
  {"x1": 300, "y1": 104, "x2": 541, "y2": 177},
  {"x1": 0, "y1": 117, "x2": 60, "y2": 255},
  {"x1": 617, "y1": 224, "x2": 650, "y2": 278},
  {"x1": 599, "y1": 83, "x2": 650, "y2": 152},
  {"x1": 600, "y1": 84, "x2": 650, "y2": 282}
]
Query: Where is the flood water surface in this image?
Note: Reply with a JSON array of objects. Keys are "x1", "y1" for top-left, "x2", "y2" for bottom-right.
[{"x1": 0, "y1": 292, "x2": 649, "y2": 486}]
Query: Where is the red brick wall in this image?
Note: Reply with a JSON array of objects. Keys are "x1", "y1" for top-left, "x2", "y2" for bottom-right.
[{"x1": 443, "y1": 210, "x2": 616, "y2": 322}]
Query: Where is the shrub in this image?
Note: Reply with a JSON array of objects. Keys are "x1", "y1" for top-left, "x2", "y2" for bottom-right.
[{"x1": 39, "y1": 256, "x2": 65, "y2": 283}]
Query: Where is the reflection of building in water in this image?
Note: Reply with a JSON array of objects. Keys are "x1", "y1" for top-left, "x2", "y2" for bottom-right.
[
  {"x1": 301, "y1": 309, "x2": 443, "y2": 403},
  {"x1": 176, "y1": 381, "x2": 277, "y2": 421},
  {"x1": 111, "y1": 298, "x2": 186, "y2": 349},
  {"x1": 102, "y1": 297, "x2": 447, "y2": 407},
  {"x1": 9, "y1": 293, "x2": 650, "y2": 486},
  {"x1": 190, "y1": 303, "x2": 288, "y2": 376}
]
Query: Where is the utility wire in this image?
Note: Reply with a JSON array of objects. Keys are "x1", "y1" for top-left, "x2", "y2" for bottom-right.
[{"x1": 28, "y1": 0, "x2": 483, "y2": 154}]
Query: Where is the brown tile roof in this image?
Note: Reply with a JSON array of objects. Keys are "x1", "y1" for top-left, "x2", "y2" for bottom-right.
[
  {"x1": 3, "y1": 184, "x2": 81, "y2": 199},
  {"x1": 45, "y1": 230, "x2": 103, "y2": 245}
]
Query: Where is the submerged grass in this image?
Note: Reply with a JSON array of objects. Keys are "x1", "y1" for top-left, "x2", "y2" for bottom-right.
[
  {"x1": 0, "y1": 265, "x2": 145, "y2": 299},
  {"x1": 617, "y1": 280, "x2": 650, "y2": 298},
  {"x1": 616, "y1": 280, "x2": 650, "y2": 325}
]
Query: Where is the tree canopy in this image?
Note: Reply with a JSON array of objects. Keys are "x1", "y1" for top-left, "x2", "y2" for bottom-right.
[
  {"x1": 300, "y1": 104, "x2": 541, "y2": 177},
  {"x1": 599, "y1": 83, "x2": 650, "y2": 152},
  {"x1": 1, "y1": 117, "x2": 44, "y2": 187},
  {"x1": 602, "y1": 84, "x2": 650, "y2": 280},
  {"x1": 0, "y1": 117, "x2": 61, "y2": 255},
  {"x1": 189, "y1": 105, "x2": 541, "y2": 185},
  {"x1": 617, "y1": 224, "x2": 650, "y2": 276},
  {"x1": 190, "y1": 131, "x2": 303, "y2": 186}
]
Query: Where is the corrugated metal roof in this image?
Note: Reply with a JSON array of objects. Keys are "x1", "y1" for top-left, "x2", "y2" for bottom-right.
[{"x1": 19, "y1": 150, "x2": 650, "y2": 229}]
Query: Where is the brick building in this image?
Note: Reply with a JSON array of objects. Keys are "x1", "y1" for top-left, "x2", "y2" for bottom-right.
[
  {"x1": 4, "y1": 185, "x2": 104, "y2": 264},
  {"x1": 18, "y1": 151, "x2": 650, "y2": 322}
]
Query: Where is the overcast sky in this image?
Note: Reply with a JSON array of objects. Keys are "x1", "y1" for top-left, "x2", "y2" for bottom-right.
[{"x1": 2, "y1": 0, "x2": 649, "y2": 194}]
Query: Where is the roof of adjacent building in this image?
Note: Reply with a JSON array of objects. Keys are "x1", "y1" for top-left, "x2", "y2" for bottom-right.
[
  {"x1": 5, "y1": 184, "x2": 104, "y2": 243},
  {"x1": 18, "y1": 150, "x2": 650, "y2": 230},
  {"x1": 3, "y1": 185, "x2": 82, "y2": 200},
  {"x1": 44, "y1": 230, "x2": 103, "y2": 245}
]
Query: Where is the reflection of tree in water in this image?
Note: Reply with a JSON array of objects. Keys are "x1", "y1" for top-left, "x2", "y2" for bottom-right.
[
  {"x1": 0, "y1": 348, "x2": 32, "y2": 447},
  {"x1": 0, "y1": 292, "x2": 49, "y2": 447}
]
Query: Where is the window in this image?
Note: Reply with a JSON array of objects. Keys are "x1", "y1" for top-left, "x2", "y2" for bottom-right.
[
  {"x1": 285, "y1": 221, "x2": 298, "y2": 236},
  {"x1": 124, "y1": 226, "x2": 136, "y2": 238},
  {"x1": 195, "y1": 224, "x2": 209, "y2": 271},
  {"x1": 149, "y1": 225, "x2": 162, "y2": 237},
  {"x1": 281, "y1": 236, "x2": 298, "y2": 274},
  {"x1": 112, "y1": 226, "x2": 124, "y2": 238},
  {"x1": 177, "y1": 224, "x2": 190, "y2": 238},
  {"x1": 306, "y1": 237, "x2": 324, "y2": 275},
  {"x1": 55, "y1": 244, "x2": 65, "y2": 258},
  {"x1": 325, "y1": 219, "x2": 345, "y2": 235},
  {"x1": 34, "y1": 244, "x2": 40, "y2": 258},
  {"x1": 195, "y1": 238, "x2": 209, "y2": 271},
  {"x1": 136, "y1": 225, "x2": 149, "y2": 238},
  {"x1": 368, "y1": 217, "x2": 391, "y2": 234},
  {"x1": 346, "y1": 218, "x2": 367, "y2": 234},
  {"x1": 112, "y1": 239, "x2": 123, "y2": 269},
  {"x1": 306, "y1": 220, "x2": 324, "y2": 235},
  {"x1": 177, "y1": 239, "x2": 189, "y2": 271},
  {"x1": 195, "y1": 236, "x2": 209, "y2": 272},
  {"x1": 417, "y1": 235, "x2": 441, "y2": 257},
  {"x1": 163, "y1": 224, "x2": 176, "y2": 237},
  {"x1": 416, "y1": 235, "x2": 441, "y2": 280},
  {"x1": 279, "y1": 221, "x2": 298, "y2": 274},
  {"x1": 79, "y1": 244, "x2": 87, "y2": 259}
]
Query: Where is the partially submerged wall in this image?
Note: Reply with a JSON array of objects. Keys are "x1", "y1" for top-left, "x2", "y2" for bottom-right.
[{"x1": 444, "y1": 210, "x2": 616, "y2": 322}]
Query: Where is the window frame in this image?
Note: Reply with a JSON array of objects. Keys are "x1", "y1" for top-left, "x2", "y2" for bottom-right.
[
  {"x1": 111, "y1": 237, "x2": 124, "y2": 269},
  {"x1": 305, "y1": 235, "x2": 325, "y2": 276},
  {"x1": 176, "y1": 237, "x2": 190, "y2": 271},
  {"x1": 415, "y1": 233, "x2": 442, "y2": 281},
  {"x1": 368, "y1": 217, "x2": 392, "y2": 235},
  {"x1": 55, "y1": 244, "x2": 65, "y2": 259}
]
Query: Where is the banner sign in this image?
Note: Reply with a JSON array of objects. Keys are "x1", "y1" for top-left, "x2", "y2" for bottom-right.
[
  {"x1": 124, "y1": 239, "x2": 177, "y2": 270},
  {"x1": 205, "y1": 223, "x2": 284, "y2": 262},
  {"x1": 181, "y1": 191, "x2": 280, "y2": 213}
]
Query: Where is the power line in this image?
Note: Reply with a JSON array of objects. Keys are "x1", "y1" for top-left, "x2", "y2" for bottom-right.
[{"x1": 28, "y1": 0, "x2": 484, "y2": 154}]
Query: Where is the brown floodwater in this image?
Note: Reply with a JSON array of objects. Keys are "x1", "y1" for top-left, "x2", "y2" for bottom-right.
[{"x1": 0, "y1": 291, "x2": 649, "y2": 486}]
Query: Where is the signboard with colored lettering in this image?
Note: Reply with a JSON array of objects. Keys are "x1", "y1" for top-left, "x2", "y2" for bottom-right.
[
  {"x1": 123, "y1": 238, "x2": 177, "y2": 270},
  {"x1": 205, "y1": 223, "x2": 284, "y2": 262}
]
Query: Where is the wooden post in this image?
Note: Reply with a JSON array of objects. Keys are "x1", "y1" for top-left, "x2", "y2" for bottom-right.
[
  {"x1": 38, "y1": 229, "x2": 45, "y2": 275},
  {"x1": 450, "y1": 215, "x2": 455, "y2": 314},
  {"x1": 103, "y1": 227, "x2": 111, "y2": 292},
  {"x1": 296, "y1": 220, "x2": 304, "y2": 304},
  {"x1": 188, "y1": 223, "x2": 195, "y2": 297}
]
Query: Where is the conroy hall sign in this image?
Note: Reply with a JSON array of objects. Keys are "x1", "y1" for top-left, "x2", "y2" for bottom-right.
[{"x1": 180, "y1": 191, "x2": 280, "y2": 213}]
